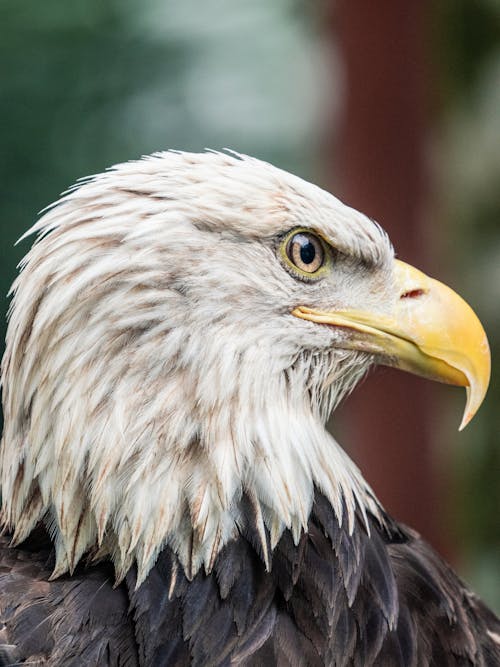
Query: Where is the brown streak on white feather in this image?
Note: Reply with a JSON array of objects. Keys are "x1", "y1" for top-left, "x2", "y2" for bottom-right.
[{"x1": 0, "y1": 150, "x2": 392, "y2": 584}]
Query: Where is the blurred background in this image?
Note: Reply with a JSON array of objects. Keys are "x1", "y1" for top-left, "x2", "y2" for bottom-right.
[{"x1": 1, "y1": 0, "x2": 499, "y2": 609}]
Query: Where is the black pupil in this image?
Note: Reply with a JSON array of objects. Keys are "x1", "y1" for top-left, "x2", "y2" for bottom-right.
[{"x1": 298, "y1": 236, "x2": 316, "y2": 265}]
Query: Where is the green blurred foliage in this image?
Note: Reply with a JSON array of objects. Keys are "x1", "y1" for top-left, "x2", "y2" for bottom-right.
[
  {"x1": 0, "y1": 0, "x2": 325, "y2": 362},
  {"x1": 437, "y1": 0, "x2": 500, "y2": 99},
  {"x1": 436, "y1": 0, "x2": 500, "y2": 610}
]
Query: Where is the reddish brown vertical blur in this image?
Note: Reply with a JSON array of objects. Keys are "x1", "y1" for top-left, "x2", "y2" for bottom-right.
[{"x1": 322, "y1": 2, "x2": 452, "y2": 558}]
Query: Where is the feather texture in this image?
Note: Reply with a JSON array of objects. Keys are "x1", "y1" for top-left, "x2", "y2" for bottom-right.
[
  {"x1": 1, "y1": 150, "x2": 388, "y2": 583},
  {"x1": 0, "y1": 151, "x2": 498, "y2": 665},
  {"x1": 1, "y1": 492, "x2": 499, "y2": 666}
]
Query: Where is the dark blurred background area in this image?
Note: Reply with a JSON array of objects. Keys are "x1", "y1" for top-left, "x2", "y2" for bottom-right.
[{"x1": 1, "y1": 0, "x2": 499, "y2": 610}]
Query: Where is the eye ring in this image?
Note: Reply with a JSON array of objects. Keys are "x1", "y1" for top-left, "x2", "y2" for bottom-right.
[{"x1": 280, "y1": 229, "x2": 331, "y2": 279}]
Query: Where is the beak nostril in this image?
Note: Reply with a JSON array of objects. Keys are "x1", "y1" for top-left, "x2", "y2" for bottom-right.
[{"x1": 400, "y1": 288, "x2": 426, "y2": 300}]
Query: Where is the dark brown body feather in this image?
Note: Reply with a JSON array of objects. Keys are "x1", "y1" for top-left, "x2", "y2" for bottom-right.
[{"x1": 1, "y1": 492, "x2": 499, "y2": 666}]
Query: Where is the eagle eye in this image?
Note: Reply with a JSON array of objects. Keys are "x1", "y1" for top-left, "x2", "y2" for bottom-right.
[{"x1": 281, "y1": 229, "x2": 330, "y2": 279}]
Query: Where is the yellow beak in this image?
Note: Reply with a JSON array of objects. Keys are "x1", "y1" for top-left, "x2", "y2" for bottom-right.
[{"x1": 292, "y1": 259, "x2": 490, "y2": 430}]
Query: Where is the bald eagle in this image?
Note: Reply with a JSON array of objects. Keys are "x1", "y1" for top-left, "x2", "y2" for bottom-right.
[{"x1": 0, "y1": 151, "x2": 498, "y2": 666}]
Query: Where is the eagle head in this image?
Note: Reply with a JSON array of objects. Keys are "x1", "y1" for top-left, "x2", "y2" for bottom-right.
[{"x1": 0, "y1": 151, "x2": 489, "y2": 585}]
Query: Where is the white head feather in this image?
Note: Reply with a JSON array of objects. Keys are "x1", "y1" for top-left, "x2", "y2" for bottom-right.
[{"x1": 1, "y1": 151, "x2": 395, "y2": 584}]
